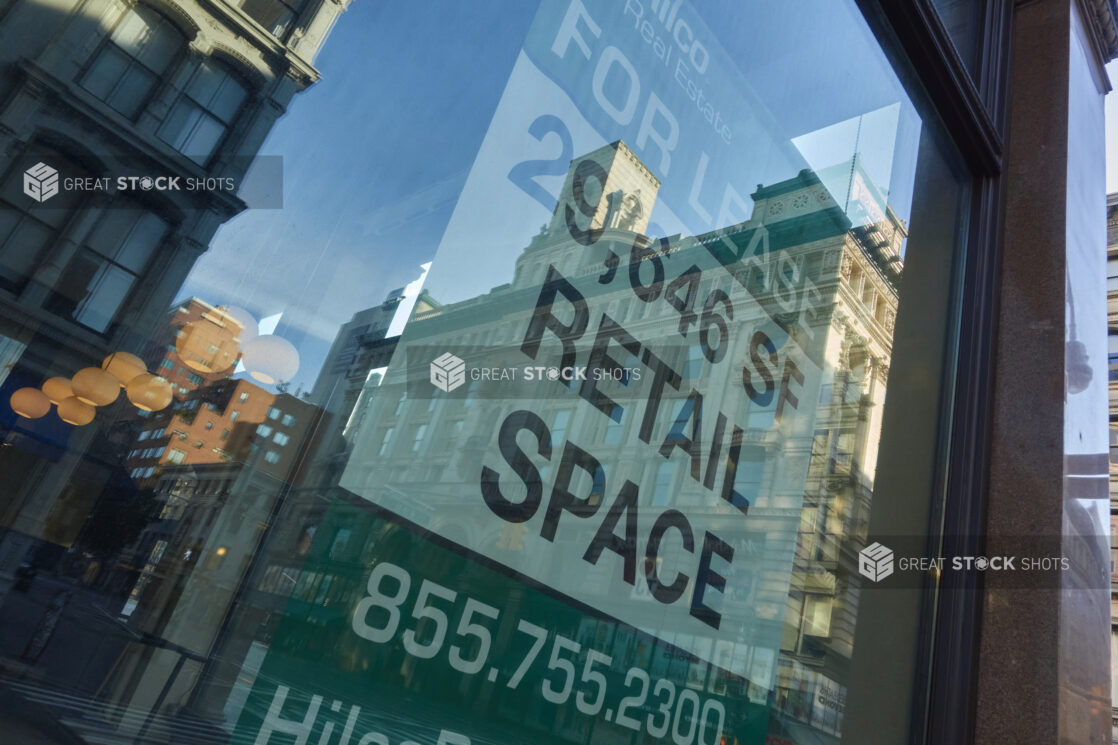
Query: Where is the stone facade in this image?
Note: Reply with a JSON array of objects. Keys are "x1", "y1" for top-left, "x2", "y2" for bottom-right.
[{"x1": 0, "y1": 0, "x2": 346, "y2": 363}]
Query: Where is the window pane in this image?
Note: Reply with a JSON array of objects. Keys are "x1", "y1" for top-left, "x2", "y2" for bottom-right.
[
  {"x1": 0, "y1": 218, "x2": 51, "y2": 286},
  {"x1": 239, "y1": 0, "x2": 295, "y2": 36},
  {"x1": 80, "y1": 45, "x2": 130, "y2": 100},
  {"x1": 86, "y1": 210, "x2": 137, "y2": 258},
  {"x1": 87, "y1": 7, "x2": 181, "y2": 116},
  {"x1": 106, "y1": 63, "x2": 157, "y2": 117},
  {"x1": 182, "y1": 111, "x2": 225, "y2": 163},
  {"x1": 110, "y1": 7, "x2": 152, "y2": 54},
  {"x1": 0, "y1": 209, "x2": 18, "y2": 248},
  {"x1": 158, "y1": 99, "x2": 204, "y2": 150},
  {"x1": 210, "y1": 75, "x2": 248, "y2": 123},
  {"x1": 930, "y1": 0, "x2": 982, "y2": 75},
  {"x1": 186, "y1": 60, "x2": 225, "y2": 105},
  {"x1": 116, "y1": 212, "x2": 168, "y2": 271},
  {"x1": 0, "y1": 4, "x2": 978, "y2": 745},
  {"x1": 73, "y1": 261, "x2": 135, "y2": 331},
  {"x1": 136, "y1": 17, "x2": 181, "y2": 73}
]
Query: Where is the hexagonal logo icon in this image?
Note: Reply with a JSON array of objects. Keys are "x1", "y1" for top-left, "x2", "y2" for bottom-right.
[
  {"x1": 430, "y1": 352, "x2": 466, "y2": 393},
  {"x1": 858, "y1": 541, "x2": 894, "y2": 582},
  {"x1": 23, "y1": 162, "x2": 59, "y2": 203}
]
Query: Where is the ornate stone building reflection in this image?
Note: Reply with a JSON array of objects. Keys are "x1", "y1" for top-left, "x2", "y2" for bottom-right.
[
  {"x1": 0, "y1": 0, "x2": 348, "y2": 560},
  {"x1": 0, "y1": 0, "x2": 347, "y2": 739},
  {"x1": 329, "y1": 144, "x2": 903, "y2": 744}
]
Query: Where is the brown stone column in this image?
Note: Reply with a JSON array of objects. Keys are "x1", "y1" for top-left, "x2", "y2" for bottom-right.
[{"x1": 975, "y1": 1, "x2": 1113, "y2": 743}]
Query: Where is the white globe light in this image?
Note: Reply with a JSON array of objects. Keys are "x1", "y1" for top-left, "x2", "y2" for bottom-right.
[
  {"x1": 241, "y1": 335, "x2": 299, "y2": 385},
  {"x1": 221, "y1": 306, "x2": 259, "y2": 344}
]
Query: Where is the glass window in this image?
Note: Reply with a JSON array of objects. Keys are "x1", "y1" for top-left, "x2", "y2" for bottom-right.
[
  {"x1": 603, "y1": 405, "x2": 623, "y2": 444},
  {"x1": 47, "y1": 208, "x2": 169, "y2": 332},
  {"x1": 652, "y1": 461, "x2": 676, "y2": 507},
  {"x1": 0, "y1": 4, "x2": 976, "y2": 745},
  {"x1": 929, "y1": 0, "x2": 982, "y2": 75},
  {"x1": 158, "y1": 60, "x2": 249, "y2": 165},
  {"x1": 236, "y1": 0, "x2": 306, "y2": 38},
  {"x1": 81, "y1": 3, "x2": 184, "y2": 118},
  {"x1": 551, "y1": 409, "x2": 570, "y2": 446},
  {"x1": 0, "y1": 150, "x2": 91, "y2": 292}
]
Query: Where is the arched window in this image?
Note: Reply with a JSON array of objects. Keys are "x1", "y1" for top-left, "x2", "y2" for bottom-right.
[
  {"x1": 158, "y1": 60, "x2": 249, "y2": 165},
  {"x1": 81, "y1": 3, "x2": 185, "y2": 118},
  {"x1": 47, "y1": 204, "x2": 170, "y2": 332}
]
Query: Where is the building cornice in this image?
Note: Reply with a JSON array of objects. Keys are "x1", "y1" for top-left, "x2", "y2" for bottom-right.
[
  {"x1": 199, "y1": 0, "x2": 321, "y2": 86},
  {"x1": 1075, "y1": 0, "x2": 1118, "y2": 77}
]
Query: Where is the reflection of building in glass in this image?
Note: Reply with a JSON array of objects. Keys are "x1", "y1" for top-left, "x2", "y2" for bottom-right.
[
  {"x1": 0, "y1": 0, "x2": 346, "y2": 739},
  {"x1": 335, "y1": 143, "x2": 903, "y2": 744},
  {"x1": 0, "y1": 0, "x2": 345, "y2": 546},
  {"x1": 767, "y1": 175, "x2": 900, "y2": 744},
  {"x1": 102, "y1": 383, "x2": 323, "y2": 735},
  {"x1": 65, "y1": 290, "x2": 407, "y2": 734},
  {"x1": 0, "y1": 0, "x2": 345, "y2": 345},
  {"x1": 310, "y1": 290, "x2": 405, "y2": 419}
]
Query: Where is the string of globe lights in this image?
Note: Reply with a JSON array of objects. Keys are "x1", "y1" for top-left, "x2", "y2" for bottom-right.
[{"x1": 8, "y1": 304, "x2": 299, "y2": 426}]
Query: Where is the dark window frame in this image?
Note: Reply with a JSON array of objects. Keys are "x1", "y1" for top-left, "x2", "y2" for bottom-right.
[{"x1": 856, "y1": 2, "x2": 1014, "y2": 745}]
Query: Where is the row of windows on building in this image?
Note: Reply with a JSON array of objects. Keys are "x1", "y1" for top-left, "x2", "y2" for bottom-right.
[
  {"x1": 127, "y1": 440, "x2": 282, "y2": 480},
  {"x1": 0, "y1": 0, "x2": 299, "y2": 332},
  {"x1": 255, "y1": 423, "x2": 290, "y2": 445},
  {"x1": 157, "y1": 358, "x2": 206, "y2": 386},
  {"x1": 133, "y1": 408, "x2": 294, "y2": 451},
  {"x1": 267, "y1": 406, "x2": 298, "y2": 427},
  {"x1": 79, "y1": 2, "x2": 254, "y2": 166},
  {"x1": 371, "y1": 423, "x2": 765, "y2": 510}
]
